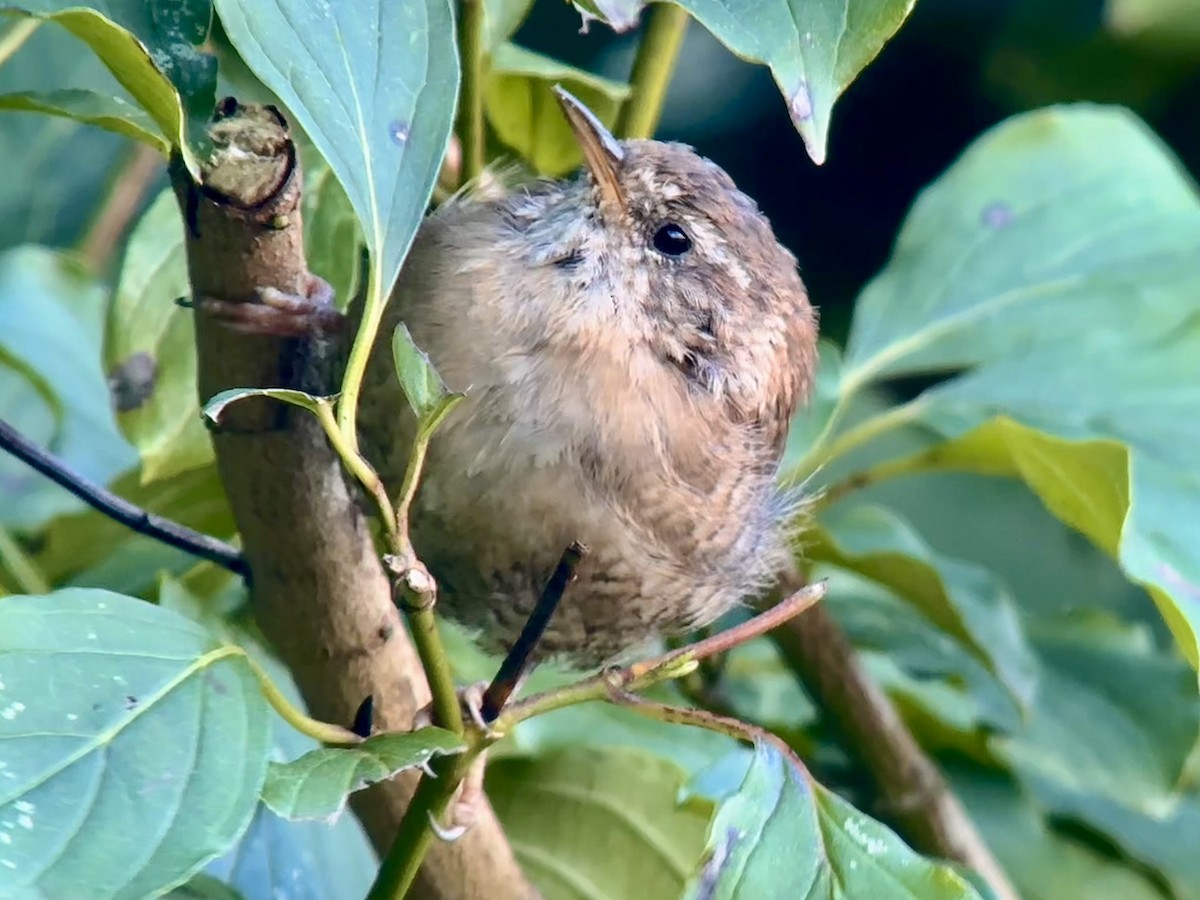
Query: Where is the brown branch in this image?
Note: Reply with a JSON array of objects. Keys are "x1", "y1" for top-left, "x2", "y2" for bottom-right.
[
  {"x1": 170, "y1": 99, "x2": 532, "y2": 900},
  {"x1": 480, "y1": 541, "x2": 587, "y2": 722},
  {"x1": 0, "y1": 417, "x2": 247, "y2": 576},
  {"x1": 769, "y1": 569, "x2": 1020, "y2": 900},
  {"x1": 80, "y1": 142, "x2": 165, "y2": 274}
]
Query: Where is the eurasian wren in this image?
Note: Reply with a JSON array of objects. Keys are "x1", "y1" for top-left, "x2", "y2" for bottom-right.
[
  {"x1": 357, "y1": 89, "x2": 818, "y2": 666},
  {"x1": 204, "y1": 89, "x2": 818, "y2": 667}
]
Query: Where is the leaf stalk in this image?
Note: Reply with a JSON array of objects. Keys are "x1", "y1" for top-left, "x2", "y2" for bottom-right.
[
  {"x1": 455, "y1": 0, "x2": 487, "y2": 183},
  {"x1": 616, "y1": 3, "x2": 690, "y2": 140}
]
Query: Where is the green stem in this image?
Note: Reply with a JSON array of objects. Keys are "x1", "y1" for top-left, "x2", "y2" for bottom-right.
[
  {"x1": 315, "y1": 400, "x2": 399, "y2": 546},
  {"x1": 403, "y1": 583, "x2": 465, "y2": 734},
  {"x1": 388, "y1": 426, "x2": 463, "y2": 735},
  {"x1": 0, "y1": 18, "x2": 38, "y2": 69},
  {"x1": 366, "y1": 747, "x2": 480, "y2": 900},
  {"x1": 615, "y1": 3, "x2": 690, "y2": 140},
  {"x1": 325, "y1": 350, "x2": 462, "y2": 739},
  {"x1": 455, "y1": 0, "x2": 486, "y2": 184},
  {"x1": 392, "y1": 435, "x2": 428, "y2": 554},
  {"x1": 244, "y1": 654, "x2": 363, "y2": 745},
  {"x1": 335, "y1": 264, "x2": 383, "y2": 456},
  {"x1": 0, "y1": 525, "x2": 49, "y2": 594}
]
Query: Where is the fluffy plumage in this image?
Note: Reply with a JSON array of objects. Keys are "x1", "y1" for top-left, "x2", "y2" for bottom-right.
[{"x1": 357, "y1": 137, "x2": 818, "y2": 666}]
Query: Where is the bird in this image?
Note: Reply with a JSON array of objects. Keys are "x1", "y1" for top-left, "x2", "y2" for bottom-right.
[{"x1": 353, "y1": 88, "x2": 819, "y2": 667}]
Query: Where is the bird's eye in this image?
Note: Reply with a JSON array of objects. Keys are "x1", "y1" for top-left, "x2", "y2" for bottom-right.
[{"x1": 652, "y1": 223, "x2": 692, "y2": 256}]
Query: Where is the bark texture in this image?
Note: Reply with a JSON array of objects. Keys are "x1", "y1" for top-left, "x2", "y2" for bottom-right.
[{"x1": 173, "y1": 101, "x2": 533, "y2": 900}]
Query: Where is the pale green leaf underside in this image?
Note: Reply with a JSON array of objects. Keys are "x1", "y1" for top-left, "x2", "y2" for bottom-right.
[
  {"x1": 213, "y1": 0, "x2": 459, "y2": 297},
  {"x1": 669, "y1": 0, "x2": 916, "y2": 164},
  {"x1": 202, "y1": 387, "x2": 333, "y2": 423},
  {"x1": 684, "y1": 741, "x2": 981, "y2": 899},
  {"x1": 0, "y1": 590, "x2": 269, "y2": 898},
  {"x1": 0, "y1": 88, "x2": 168, "y2": 151}
]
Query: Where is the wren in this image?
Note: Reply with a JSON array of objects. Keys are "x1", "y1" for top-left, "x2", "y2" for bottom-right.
[{"x1": 204, "y1": 88, "x2": 818, "y2": 667}]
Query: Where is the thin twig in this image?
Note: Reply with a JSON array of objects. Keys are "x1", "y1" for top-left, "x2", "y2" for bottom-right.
[
  {"x1": 480, "y1": 541, "x2": 587, "y2": 722},
  {"x1": 0, "y1": 418, "x2": 248, "y2": 577},
  {"x1": 374, "y1": 581, "x2": 824, "y2": 898},
  {"x1": 79, "y1": 142, "x2": 164, "y2": 274},
  {"x1": 391, "y1": 559, "x2": 466, "y2": 735},
  {"x1": 615, "y1": 3, "x2": 690, "y2": 140},
  {"x1": 499, "y1": 580, "x2": 826, "y2": 728},
  {"x1": 612, "y1": 690, "x2": 807, "y2": 769}
]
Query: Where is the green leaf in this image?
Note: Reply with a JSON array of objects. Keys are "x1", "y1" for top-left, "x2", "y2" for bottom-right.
[
  {"x1": 813, "y1": 106, "x2": 1200, "y2": 668},
  {"x1": 838, "y1": 105, "x2": 1200, "y2": 387},
  {"x1": 484, "y1": 0, "x2": 537, "y2": 49},
  {"x1": 204, "y1": 802, "x2": 377, "y2": 899},
  {"x1": 859, "y1": 418, "x2": 1200, "y2": 651},
  {"x1": 1024, "y1": 775, "x2": 1200, "y2": 900},
  {"x1": 9, "y1": 1, "x2": 217, "y2": 108},
  {"x1": 992, "y1": 622, "x2": 1199, "y2": 815},
  {"x1": 814, "y1": 503, "x2": 1038, "y2": 713},
  {"x1": 213, "y1": 0, "x2": 459, "y2": 297},
  {"x1": 0, "y1": 589, "x2": 270, "y2": 898},
  {"x1": 0, "y1": 88, "x2": 168, "y2": 151},
  {"x1": 0, "y1": 22, "x2": 131, "y2": 252},
  {"x1": 261, "y1": 729, "x2": 465, "y2": 823},
  {"x1": 823, "y1": 569, "x2": 1019, "y2": 742},
  {"x1": 0, "y1": 246, "x2": 135, "y2": 529},
  {"x1": 683, "y1": 740, "x2": 982, "y2": 899},
  {"x1": 667, "y1": 0, "x2": 918, "y2": 164},
  {"x1": 158, "y1": 577, "x2": 380, "y2": 900},
  {"x1": 391, "y1": 322, "x2": 464, "y2": 435},
  {"x1": 105, "y1": 188, "x2": 213, "y2": 483},
  {"x1": 486, "y1": 747, "x2": 713, "y2": 900},
  {"x1": 201, "y1": 387, "x2": 333, "y2": 424},
  {"x1": 484, "y1": 43, "x2": 630, "y2": 176},
  {"x1": 2, "y1": 5, "x2": 212, "y2": 175},
  {"x1": 949, "y1": 761, "x2": 1172, "y2": 900}
]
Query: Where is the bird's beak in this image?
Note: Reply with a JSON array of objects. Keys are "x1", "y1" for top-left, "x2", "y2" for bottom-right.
[{"x1": 553, "y1": 85, "x2": 626, "y2": 214}]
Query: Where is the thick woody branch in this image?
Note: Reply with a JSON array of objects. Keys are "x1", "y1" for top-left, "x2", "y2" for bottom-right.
[
  {"x1": 769, "y1": 573, "x2": 1020, "y2": 900},
  {"x1": 170, "y1": 100, "x2": 531, "y2": 900}
]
